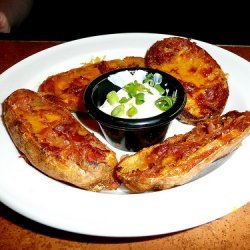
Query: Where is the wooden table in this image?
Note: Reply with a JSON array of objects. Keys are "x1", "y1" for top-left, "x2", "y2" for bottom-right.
[{"x1": 0, "y1": 40, "x2": 249, "y2": 250}]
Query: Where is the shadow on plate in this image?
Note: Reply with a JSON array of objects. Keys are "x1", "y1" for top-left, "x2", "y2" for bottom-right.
[
  {"x1": 76, "y1": 112, "x2": 102, "y2": 135},
  {"x1": 190, "y1": 151, "x2": 234, "y2": 182}
]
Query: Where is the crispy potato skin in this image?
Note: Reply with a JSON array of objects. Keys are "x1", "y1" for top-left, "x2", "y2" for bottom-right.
[
  {"x1": 3, "y1": 89, "x2": 119, "y2": 191},
  {"x1": 116, "y1": 111, "x2": 250, "y2": 193},
  {"x1": 38, "y1": 56, "x2": 145, "y2": 112},
  {"x1": 145, "y1": 37, "x2": 229, "y2": 124}
]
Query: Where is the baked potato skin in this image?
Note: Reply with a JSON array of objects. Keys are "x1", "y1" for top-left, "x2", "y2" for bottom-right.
[
  {"x1": 116, "y1": 111, "x2": 250, "y2": 193},
  {"x1": 145, "y1": 37, "x2": 229, "y2": 124},
  {"x1": 3, "y1": 89, "x2": 119, "y2": 191},
  {"x1": 38, "y1": 56, "x2": 145, "y2": 112}
]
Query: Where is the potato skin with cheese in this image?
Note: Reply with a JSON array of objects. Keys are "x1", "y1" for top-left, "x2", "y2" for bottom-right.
[
  {"x1": 145, "y1": 37, "x2": 229, "y2": 124},
  {"x1": 38, "y1": 56, "x2": 145, "y2": 112},
  {"x1": 3, "y1": 89, "x2": 119, "y2": 191},
  {"x1": 116, "y1": 111, "x2": 250, "y2": 193}
]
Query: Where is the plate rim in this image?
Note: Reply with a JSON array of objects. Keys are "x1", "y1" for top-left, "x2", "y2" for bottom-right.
[{"x1": 0, "y1": 33, "x2": 249, "y2": 237}]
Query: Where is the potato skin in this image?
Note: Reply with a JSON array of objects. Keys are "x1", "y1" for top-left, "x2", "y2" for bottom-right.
[
  {"x1": 116, "y1": 111, "x2": 250, "y2": 193},
  {"x1": 38, "y1": 56, "x2": 145, "y2": 112},
  {"x1": 145, "y1": 37, "x2": 229, "y2": 124},
  {"x1": 3, "y1": 89, "x2": 119, "y2": 191}
]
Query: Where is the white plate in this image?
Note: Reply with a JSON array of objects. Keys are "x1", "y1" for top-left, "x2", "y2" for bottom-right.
[{"x1": 0, "y1": 33, "x2": 249, "y2": 237}]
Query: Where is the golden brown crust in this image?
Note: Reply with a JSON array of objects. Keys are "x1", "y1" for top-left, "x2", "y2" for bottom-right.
[
  {"x1": 145, "y1": 37, "x2": 229, "y2": 124},
  {"x1": 38, "y1": 56, "x2": 145, "y2": 112},
  {"x1": 116, "y1": 111, "x2": 250, "y2": 193},
  {"x1": 3, "y1": 89, "x2": 119, "y2": 191}
]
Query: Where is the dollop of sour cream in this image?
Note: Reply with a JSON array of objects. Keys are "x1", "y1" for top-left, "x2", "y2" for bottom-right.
[
  {"x1": 107, "y1": 70, "x2": 147, "y2": 88},
  {"x1": 99, "y1": 70, "x2": 172, "y2": 119}
]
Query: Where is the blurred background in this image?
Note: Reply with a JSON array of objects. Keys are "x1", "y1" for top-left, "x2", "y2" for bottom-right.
[{"x1": 0, "y1": 0, "x2": 249, "y2": 44}]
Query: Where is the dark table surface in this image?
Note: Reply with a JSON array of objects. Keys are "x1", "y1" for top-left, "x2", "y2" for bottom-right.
[{"x1": 0, "y1": 1, "x2": 249, "y2": 44}]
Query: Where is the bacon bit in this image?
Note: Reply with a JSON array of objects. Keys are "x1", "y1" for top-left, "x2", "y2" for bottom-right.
[
  {"x1": 200, "y1": 67, "x2": 213, "y2": 77},
  {"x1": 71, "y1": 134, "x2": 85, "y2": 142},
  {"x1": 42, "y1": 94, "x2": 68, "y2": 109},
  {"x1": 170, "y1": 67, "x2": 179, "y2": 75},
  {"x1": 188, "y1": 67, "x2": 197, "y2": 73},
  {"x1": 232, "y1": 115, "x2": 250, "y2": 131},
  {"x1": 40, "y1": 143, "x2": 62, "y2": 156},
  {"x1": 63, "y1": 82, "x2": 85, "y2": 95},
  {"x1": 84, "y1": 145, "x2": 106, "y2": 163},
  {"x1": 182, "y1": 82, "x2": 198, "y2": 95},
  {"x1": 147, "y1": 143, "x2": 169, "y2": 166},
  {"x1": 54, "y1": 122, "x2": 80, "y2": 140},
  {"x1": 207, "y1": 122, "x2": 216, "y2": 135},
  {"x1": 53, "y1": 123, "x2": 65, "y2": 132}
]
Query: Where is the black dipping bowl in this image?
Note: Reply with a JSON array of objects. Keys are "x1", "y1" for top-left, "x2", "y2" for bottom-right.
[{"x1": 84, "y1": 67, "x2": 186, "y2": 152}]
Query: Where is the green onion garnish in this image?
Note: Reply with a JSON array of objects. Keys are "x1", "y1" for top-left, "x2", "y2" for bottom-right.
[
  {"x1": 119, "y1": 96, "x2": 131, "y2": 103},
  {"x1": 147, "y1": 79, "x2": 155, "y2": 87},
  {"x1": 127, "y1": 105, "x2": 138, "y2": 117},
  {"x1": 143, "y1": 73, "x2": 154, "y2": 86},
  {"x1": 111, "y1": 104, "x2": 125, "y2": 117},
  {"x1": 123, "y1": 81, "x2": 152, "y2": 97},
  {"x1": 155, "y1": 96, "x2": 174, "y2": 111},
  {"x1": 154, "y1": 84, "x2": 165, "y2": 95},
  {"x1": 136, "y1": 83, "x2": 152, "y2": 94},
  {"x1": 107, "y1": 91, "x2": 119, "y2": 105},
  {"x1": 135, "y1": 93, "x2": 145, "y2": 105},
  {"x1": 123, "y1": 82, "x2": 137, "y2": 97}
]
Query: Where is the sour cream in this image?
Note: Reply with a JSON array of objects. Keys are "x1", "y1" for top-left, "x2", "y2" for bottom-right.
[
  {"x1": 100, "y1": 86, "x2": 163, "y2": 119},
  {"x1": 107, "y1": 70, "x2": 147, "y2": 88},
  {"x1": 99, "y1": 70, "x2": 167, "y2": 119}
]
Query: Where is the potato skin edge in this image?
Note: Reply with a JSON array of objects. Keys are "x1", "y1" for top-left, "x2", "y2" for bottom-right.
[
  {"x1": 145, "y1": 37, "x2": 229, "y2": 125},
  {"x1": 3, "y1": 89, "x2": 119, "y2": 192}
]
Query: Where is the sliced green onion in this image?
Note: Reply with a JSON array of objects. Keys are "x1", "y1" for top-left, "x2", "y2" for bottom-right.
[
  {"x1": 143, "y1": 73, "x2": 154, "y2": 84},
  {"x1": 148, "y1": 79, "x2": 155, "y2": 87},
  {"x1": 135, "y1": 93, "x2": 145, "y2": 105},
  {"x1": 127, "y1": 105, "x2": 138, "y2": 117},
  {"x1": 107, "y1": 91, "x2": 119, "y2": 105},
  {"x1": 154, "y1": 84, "x2": 165, "y2": 95},
  {"x1": 124, "y1": 82, "x2": 137, "y2": 97},
  {"x1": 155, "y1": 96, "x2": 173, "y2": 111},
  {"x1": 111, "y1": 104, "x2": 125, "y2": 117},
  {"x1": 136, "y1": 83, "x2": 152, "y2": 94},
  {"x1": 119, "y1": 96, "x2": 131, "y2": 103},
  {"x1": 147, "y1": 73, "x2": 154, "y2": 78},
  {"x1": 124, "y1": 81, "x2": 153, "y2": 97}
]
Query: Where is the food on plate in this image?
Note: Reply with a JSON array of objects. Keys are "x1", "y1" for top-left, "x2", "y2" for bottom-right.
[
  {"x1": 145, "y1": 37, "x2": 229, "y2": 125},
  {"x1": 38, "y1": 56, "x2": 145, "y2": 112},
  {"x1": 3, "y1": 89, "x2": 119, "y2": 191},
  {"x1": 116, "y1": 110, "x2": 250, "y2": 193}
]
